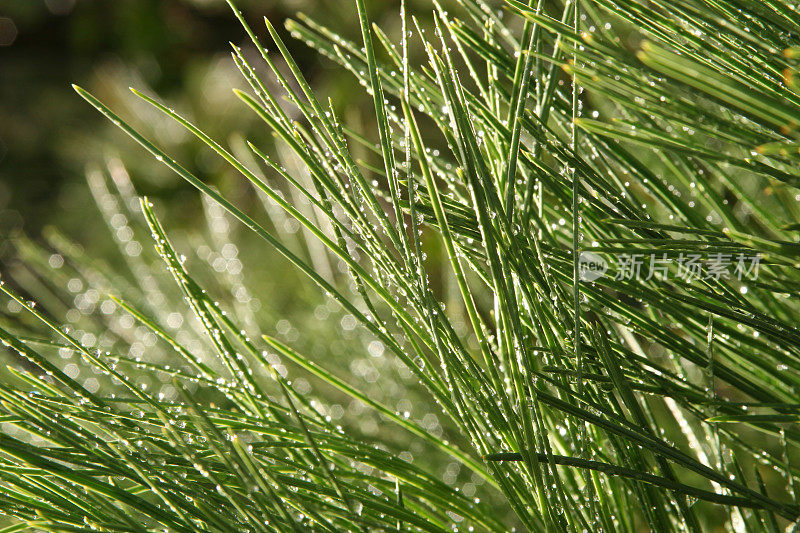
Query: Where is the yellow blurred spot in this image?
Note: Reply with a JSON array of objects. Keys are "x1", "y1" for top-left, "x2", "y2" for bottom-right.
[{"x1": 785, "y1": 47, "x2": 800, "y2": 59}]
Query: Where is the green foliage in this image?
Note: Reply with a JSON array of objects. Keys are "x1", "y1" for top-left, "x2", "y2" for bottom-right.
[{"x1": 3, "y1": 0, "x2": 800, "y2": 530}]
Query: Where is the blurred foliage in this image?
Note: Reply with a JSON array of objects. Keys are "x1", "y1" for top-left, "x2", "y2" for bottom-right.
[
  {"x1": 0, "y1": 0, "x2": 408, "y2": 241},
  {"x1": 0, "y1": 0, "x2": 456, "y2": 262}
]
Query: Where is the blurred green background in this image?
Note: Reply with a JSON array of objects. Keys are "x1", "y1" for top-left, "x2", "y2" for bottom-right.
[{"x1": 0, "y1": 0, "x2": 424, "y2": 243}]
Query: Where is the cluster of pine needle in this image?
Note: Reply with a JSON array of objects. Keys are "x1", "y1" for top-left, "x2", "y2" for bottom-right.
[{"x1": 3, "y1": 0, "x2": 800, "y2": 530}]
